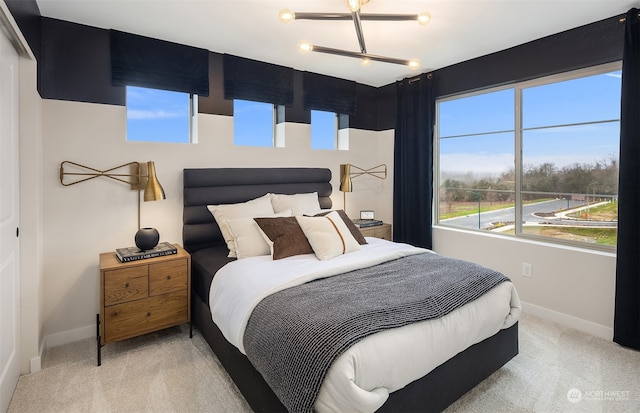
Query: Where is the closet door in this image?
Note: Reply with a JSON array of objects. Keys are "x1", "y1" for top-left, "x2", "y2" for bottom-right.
[{"x1": 0, "y1": 20, "x2": 20, "y2": 413}]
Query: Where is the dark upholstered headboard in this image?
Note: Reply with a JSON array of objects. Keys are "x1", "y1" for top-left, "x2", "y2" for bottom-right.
[{"x1": 183, "y1": 168, "x2": 333, "y2": 253}]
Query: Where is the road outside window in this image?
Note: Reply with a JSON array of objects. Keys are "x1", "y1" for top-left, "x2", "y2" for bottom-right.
[{"x1": 436, "y1": 64, "x2": 620, "y2": 250}]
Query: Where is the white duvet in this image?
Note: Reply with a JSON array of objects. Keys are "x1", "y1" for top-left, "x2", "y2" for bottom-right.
[{"x1": 209, "y1": 238, "x2": 521, "y2": 413}]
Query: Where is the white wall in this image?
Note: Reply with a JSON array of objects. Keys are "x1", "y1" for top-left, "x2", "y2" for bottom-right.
[
  {"x1": 39, "y1": 99, "x2": 619, "y2": 346},
  {"x1": 18, "y1": 56, "x2": 44, "y2": 373},
  {"x1": 41, "y1": 99, "x2": 394, "y2": 343},
  {"x1": 432, "y1": 226, "x2": 616, "y2": 339}
]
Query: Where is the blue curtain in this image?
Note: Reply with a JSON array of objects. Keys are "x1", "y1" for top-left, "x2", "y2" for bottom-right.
[
  {"x1": 393, "y1": 74, "x2": 435, "y2": 249},
  {"x1": 614, "y1": 8, "x2": 640, "y2": 350}
]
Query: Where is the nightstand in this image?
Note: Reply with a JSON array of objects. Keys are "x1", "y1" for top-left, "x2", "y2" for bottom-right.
[
  {"x1": 97, "y1": 244, "x2": 191, "y2": 365},
  {"x1": 358, "y1": 223, "x2": 392, "y2": 241}
]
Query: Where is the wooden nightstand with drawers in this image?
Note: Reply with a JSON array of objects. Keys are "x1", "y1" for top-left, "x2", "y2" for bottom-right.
[
  {"x1": 358, "y1": 223, "x2": 392, "y2": 241},
  {"x1": 97, "y1": 244, "x2": 191, "y2": 365}
]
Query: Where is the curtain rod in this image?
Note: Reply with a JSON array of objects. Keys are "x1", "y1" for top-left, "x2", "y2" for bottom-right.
[
  {"x1": 400, "y1": 72, "x2": 432, "y2": 86},
  {"x1": 619, "y1": 12, "x2": 640, "y2": 23}
]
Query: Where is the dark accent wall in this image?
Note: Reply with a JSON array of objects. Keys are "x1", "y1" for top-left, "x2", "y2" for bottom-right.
[
  {"x1": 198, "y1": 52, "x2": 233, "y2": 116},
  {"x1": 373, "y1": 14, "x2": 625, "y2": 131},
  {"x1": 4, "y1": 0, "x2": 41, "y2": 60},
  {"x1": 11, "y1": 11, "x2": 383, "y2": 131},
  {"x1": 40, "y1": 18, "x2": 125, "y2": 105},
  {"x1": 433, "y1": 15, "x2": 625, "y2": 98},
  {"x1": 375, "y1": 83, "x2": 397, "y2": 131},
  {"x1": 5, "y1": 2, "x2": 626, "y2": 132}
]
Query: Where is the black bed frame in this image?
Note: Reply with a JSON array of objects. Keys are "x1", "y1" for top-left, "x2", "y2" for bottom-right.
[{"x1": 183, "y1": 167, "x2": 518, "y2": 413}]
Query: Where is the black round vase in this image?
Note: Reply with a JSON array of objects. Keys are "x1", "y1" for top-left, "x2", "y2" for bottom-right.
[{"x1": 135, "y1": 227, "x2": 160, "y2": 251}]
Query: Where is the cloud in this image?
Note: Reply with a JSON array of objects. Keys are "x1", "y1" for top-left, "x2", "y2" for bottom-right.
[
  {"x1": 440, "y1": 153, "x2": 513, "y2": 177},
  {"x1": 127, "y1": 109, "x2": 183, "y2": 120}
]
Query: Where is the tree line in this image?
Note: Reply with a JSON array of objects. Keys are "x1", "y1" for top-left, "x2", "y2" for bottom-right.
[{"x1": 441, "y1": 158, "x2": 618, "y2": 208}]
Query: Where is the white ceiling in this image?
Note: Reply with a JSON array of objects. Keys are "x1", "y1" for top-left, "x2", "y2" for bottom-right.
[{"x1": 36, "y1": 0, "x2": 638, "y2": 87}]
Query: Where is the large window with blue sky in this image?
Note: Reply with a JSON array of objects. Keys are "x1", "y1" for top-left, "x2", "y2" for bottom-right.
[
  {"x1": 436, "y1": 63, "x2": 620, "y2": 250},
  {"x1": 126, "y1": 86, "x2": 195, "y2": 143}
]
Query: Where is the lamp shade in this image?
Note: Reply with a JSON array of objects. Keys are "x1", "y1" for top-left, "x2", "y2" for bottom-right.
[
  {"x1": 143, "y1": 161, "x2": 166, "y2": 202},
  {"x1": 339, "y1": 164, "x2": 353, "y2": 192}
]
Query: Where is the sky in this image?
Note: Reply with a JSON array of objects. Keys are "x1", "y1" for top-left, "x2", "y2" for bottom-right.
[
  {"x1": 438, "y1": 69, "x2": 622, "y2": 179},
  {"x1": 127, "y1": 90, "x2": 338, "y2": 148},
  {"x1": 125, "y1": 69, "x2": 621, "y2": 165},
  {"x1": 126, "y1": 86, "x2": 190, "y2": 143}
]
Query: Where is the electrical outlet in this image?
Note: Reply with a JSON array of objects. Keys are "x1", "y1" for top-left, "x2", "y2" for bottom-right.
[{"x1": 522, "y1": 262, "x2": 532, "y2": 278}]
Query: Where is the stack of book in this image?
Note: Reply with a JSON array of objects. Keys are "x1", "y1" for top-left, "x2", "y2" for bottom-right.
[
  {"x1": 351, "y1": 219, "x2": 383, "y2": 228},
  {"x1": 115, "y1": 242, "x2": 177, "y2": 262}
]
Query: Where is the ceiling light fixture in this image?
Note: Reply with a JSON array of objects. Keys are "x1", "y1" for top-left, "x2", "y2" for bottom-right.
[{"x1": 279, "y1": 0, "x2": 428, "y2": 70}]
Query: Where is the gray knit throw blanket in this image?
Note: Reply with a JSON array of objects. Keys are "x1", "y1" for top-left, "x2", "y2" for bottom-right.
[{"x1": 243, "y1": 252, "x2": 509, "y2": 413}]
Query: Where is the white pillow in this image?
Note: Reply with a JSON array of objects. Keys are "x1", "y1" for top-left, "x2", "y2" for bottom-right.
[
  {"x1": 225, "y1": 210, "x2": 292, "y2": 259},
  {"x1": 295, "y1": 211, "x2": 360, "y2": 260},
  {"x1": 270, "y1": 192, "x2": 322, "y2": 216},
  {"x1": 207, "y1": 194, "x2": 275, "y2": 257}
]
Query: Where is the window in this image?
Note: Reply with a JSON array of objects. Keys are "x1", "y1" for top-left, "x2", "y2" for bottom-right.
[
  {"x1": 126, "y1": 86, "x2": 196, "y2": 143},
  {"x1": 234, "y1": 99, "x2": 284, "y2": 147},
  {"x1": 311, "y1": 110, "x2": 349, "y2": 150},
  {"x1": 436, "y1": 63, "x2": 621, "y2": 250}
]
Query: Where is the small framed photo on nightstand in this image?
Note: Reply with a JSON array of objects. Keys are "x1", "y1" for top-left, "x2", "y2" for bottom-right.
[{"x1": 360, "y1": 210, "x2": 375, "y2": 220}]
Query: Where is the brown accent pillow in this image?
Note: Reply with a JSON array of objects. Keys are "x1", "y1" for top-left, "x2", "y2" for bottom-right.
[
  {"x1": 314, "y1": 210, "x2": 367, "y2": 245},
  {"x1": 254, "y1": 217, "x2": 314, "y2": 260}
]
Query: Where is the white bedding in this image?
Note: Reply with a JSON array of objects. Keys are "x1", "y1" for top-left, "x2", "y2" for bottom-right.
[{"x1": 209, "y1": 237, "x2": 521, "y2": 413}]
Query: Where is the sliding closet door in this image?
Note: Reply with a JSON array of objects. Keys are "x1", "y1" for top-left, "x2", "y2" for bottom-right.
[{"x1": 0, "y1": 20, "x2": 20, "y2": 413}]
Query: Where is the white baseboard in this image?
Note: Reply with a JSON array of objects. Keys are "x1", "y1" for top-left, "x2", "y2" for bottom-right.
[
  {"x1": 521, "y1": 301, "x2": 613, "y2": 340},
  {"x1": 30, "y1": 356, "x2": 41, "y2": 373},
  {"x1": 29, "y1": 340, "x2": 44, "y2": 373},
  {"x1": 44, "y1": 324, "x2": 96, "y2": 349}
]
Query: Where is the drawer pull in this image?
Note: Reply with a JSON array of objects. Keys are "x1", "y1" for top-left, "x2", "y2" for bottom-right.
[
  {"x1": 125, "y1": 283, "x2": 129, "y2": 288},
  {"x1": 146, "y1": 312, "x2": 151, "y2": 317},
  {"x1": 167, "y1": 275, "x2": 171, "y2": 280}
]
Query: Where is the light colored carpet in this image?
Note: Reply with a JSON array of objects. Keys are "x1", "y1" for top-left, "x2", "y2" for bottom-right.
[{"x1": 8, "y1": 313, "x2": 640, "y2": 412}]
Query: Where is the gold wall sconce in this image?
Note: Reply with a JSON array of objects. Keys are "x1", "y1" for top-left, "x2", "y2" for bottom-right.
[
  {"x1": 339, "y1": 163, "x2": 387, "y2": 214},
  {"x1": 59, "y1": 160, "x2": 166, "y2": 250}
]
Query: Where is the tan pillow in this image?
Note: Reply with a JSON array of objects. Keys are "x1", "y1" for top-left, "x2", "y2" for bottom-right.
[
  {"x1": 225, "y1": 210, "x2": 292, "y2": 259},
  {"x1": 296, "y1": 211, "x2": 361, "y2": 260},
  {"x1": 254, "y1": 216, "x2": 314, "y2": 260},
  {"x1": 270, "y1": 192, "x2": 322, "y2": 216},
  {"x1": 314, "y1": 209, "x2": 367, "y2": 245},
  {"x1": 206, "y1": 194, "x2": 275, "y2": 257}
]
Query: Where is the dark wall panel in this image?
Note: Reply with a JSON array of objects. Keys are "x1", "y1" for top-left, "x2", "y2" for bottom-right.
[
  {"x1": 198, "y1": 52, "x2": 232, "y2": 116},
  {"x1": 350, "y1": 83, "x2": 378, "y2": 130},
  {"x1": 375, "y1": 83, "x2": 397, "y2": 131},
  {"x1": 284, "y1": 71, "x2": 311, "y2": 124},
  {"x1": 375, "y1": 14, "x2": 625, "y2": 130},
  {"x1": 434, "y1": 15, "x2": 624, "y2": 98},
  {"x1": 40, "y1": 18, "x2": 124, "y2": 105},
  {"x1": 4, "y1": 0, "x2": 41, "y2": 60}
]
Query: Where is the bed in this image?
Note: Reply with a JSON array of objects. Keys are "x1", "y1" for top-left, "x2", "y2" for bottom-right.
[{"x1": 183, "y1": 167, "x2": 520, "y2": 413}]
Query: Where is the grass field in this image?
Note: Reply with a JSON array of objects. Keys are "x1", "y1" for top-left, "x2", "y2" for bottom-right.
[
  {"x1": 520, "y1": 226, "x2": 617, "y2": 246},
  {"x1": 439, "y1": 199, "x2": 552, "y2": 220},
  {"x1": 566, "y1": 201, "x2": 618, "y2": 221}
]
